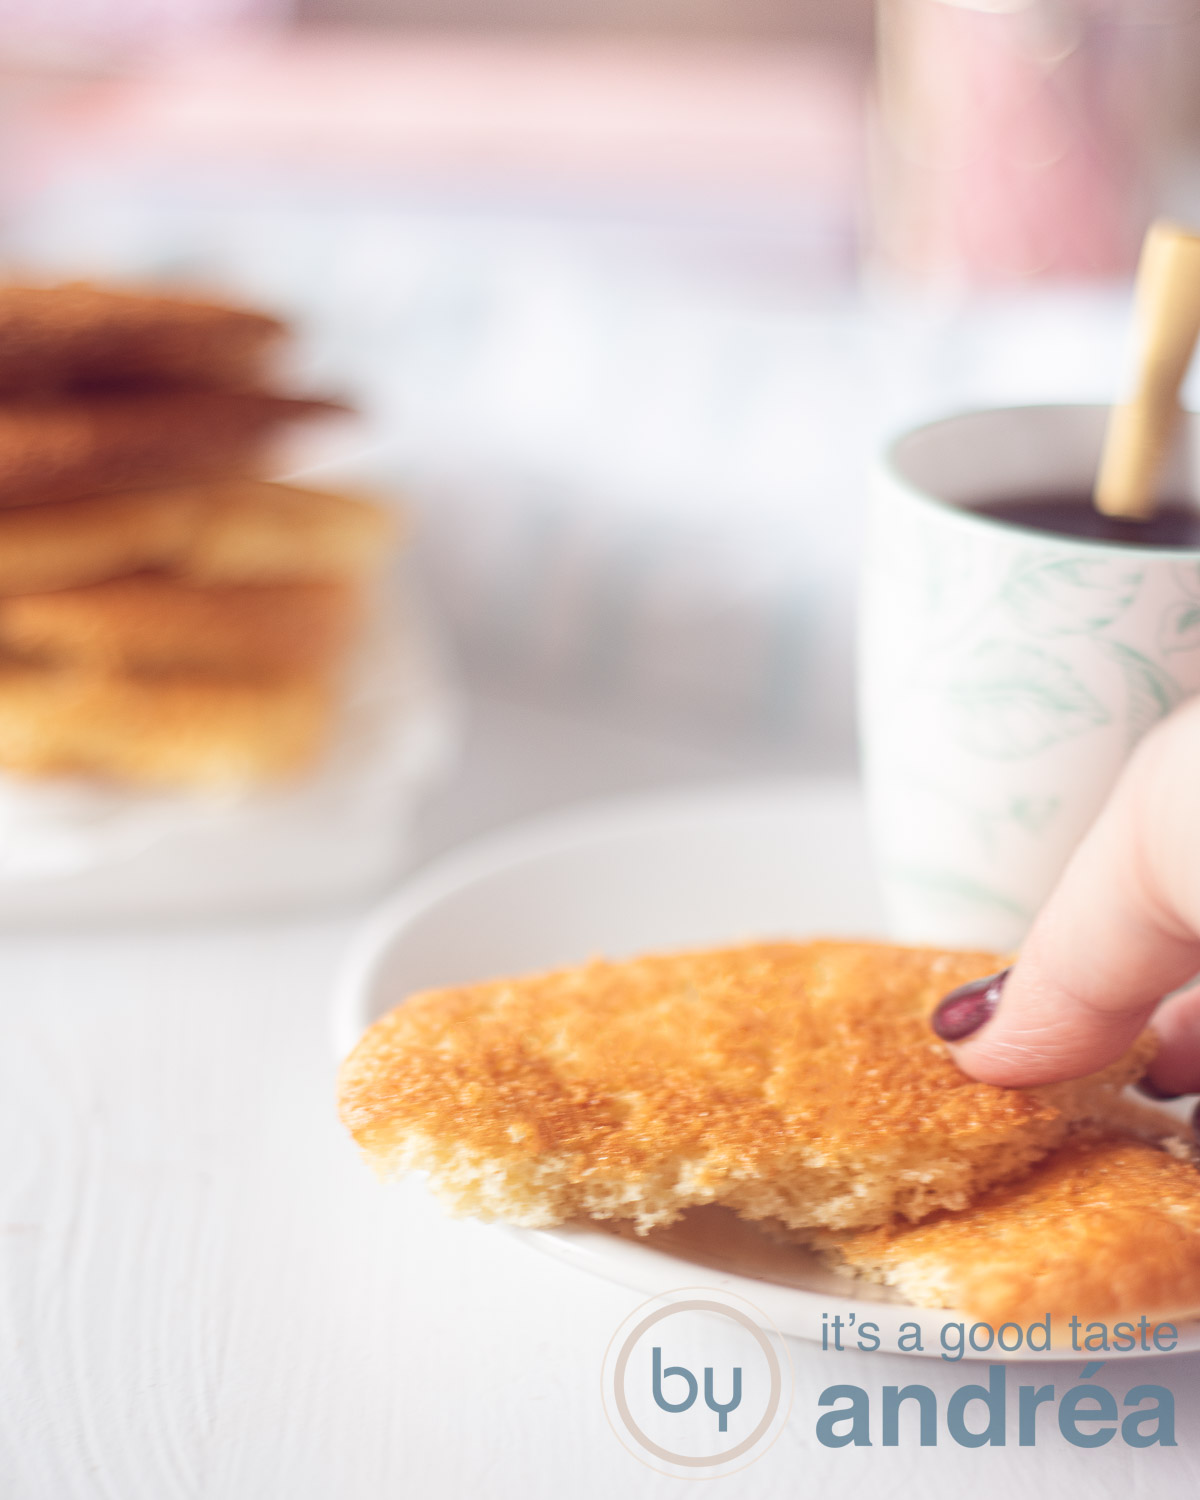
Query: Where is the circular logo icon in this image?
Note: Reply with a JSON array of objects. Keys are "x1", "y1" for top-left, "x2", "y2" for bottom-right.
[{"x1": 602, "y1": 1288, "x2": 793, "y2": 1478}]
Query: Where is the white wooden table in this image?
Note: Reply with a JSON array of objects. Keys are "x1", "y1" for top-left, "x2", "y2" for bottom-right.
[{"x1": 5, "y1": 693, "x2": 1200, "y2": 1498}]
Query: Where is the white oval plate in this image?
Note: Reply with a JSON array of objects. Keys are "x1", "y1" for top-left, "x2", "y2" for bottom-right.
[{"x1": 333, "y1": 779, "x2": 1200, "y2": 1360}]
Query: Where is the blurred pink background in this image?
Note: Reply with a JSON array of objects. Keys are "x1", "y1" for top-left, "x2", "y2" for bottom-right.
[{"x1": 1, "y1": 0, "x2": 1199, "y2": 782}]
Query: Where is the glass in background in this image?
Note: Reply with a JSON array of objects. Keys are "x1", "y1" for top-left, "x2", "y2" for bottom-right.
[{"x1": 870, "y1": 0, "x2": 1189, "y2": 284}]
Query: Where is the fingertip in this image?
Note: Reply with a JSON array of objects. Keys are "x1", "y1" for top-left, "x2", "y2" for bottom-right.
[
  {"x1": 1143, "y1": 983, "x2": 1200, "y2": 1098},
  {"x1": 937, "y1": 955, "x2": 1152, "y2": 1088}
]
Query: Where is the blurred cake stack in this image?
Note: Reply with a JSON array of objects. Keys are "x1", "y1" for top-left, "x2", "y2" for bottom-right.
[{"x1": 0, "y1": 283, "x2": 396, "y2": 786}]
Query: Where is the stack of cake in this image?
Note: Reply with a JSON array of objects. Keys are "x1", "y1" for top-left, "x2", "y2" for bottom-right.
[{"x1": 0, "y1": 283, "x2": 393, "y2": 787}]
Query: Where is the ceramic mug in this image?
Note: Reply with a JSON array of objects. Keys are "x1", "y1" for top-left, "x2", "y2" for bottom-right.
[{"x1": 860, "y1": 404, "x2": 1200, "y2": 951}]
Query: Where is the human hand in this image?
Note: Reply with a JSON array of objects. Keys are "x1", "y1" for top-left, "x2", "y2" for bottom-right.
[{"x1": 931, "y1": 694, "x2": 1200, "y2": 1096}]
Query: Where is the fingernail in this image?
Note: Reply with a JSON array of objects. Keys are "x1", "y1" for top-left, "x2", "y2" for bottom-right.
[
  {"x1": 931, "y1": 969, "x2": 1008, "y2": 1042},
  {"x1": 1138, "y1": 1077, "x2": 1183, "y2": 1102}
]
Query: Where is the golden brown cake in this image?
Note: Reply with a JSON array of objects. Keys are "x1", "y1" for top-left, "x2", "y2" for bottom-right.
[
  {"x1": 825, "y1": 1133, "x2": 1200, "y2": 1322},
  {"x1": 0, "y1": 481, "x2": 394, "y2": 596},
  {"x1": 0, "y1": 282, "x2": 284, "y2": 393},
  {"x1": 0, "y1": 281, "x2": 380, "y2": 793},
  {"x1": 173, "y1": 479, "x2": 396, "y2": 584},
  {"x1": 0, "y1": 488, "x2": 197, "y2": 595},
  {"x1": 0, "y1": 392, "x2": 343, "y2": 509},
  {"x1": 337, "y1": 940, "x2": 1155, "y2": 1233},
  {"x1": 0, "y1": 575, "x2": 362, "y2": 675},
  {"x1": 0, "y1": 662, "x2": 335, "y2": 785}
]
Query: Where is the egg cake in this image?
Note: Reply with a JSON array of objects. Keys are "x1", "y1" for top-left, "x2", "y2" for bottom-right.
[
  {"x1": 0, "y1": 282, "x2": 284, "y2": 393},
  {"x1": 825, "y1": 1133, "x2": 1200, "y2": 1322},
  {"x1": 0, "y1": 480, "x2": 394, "y2": 596},
  {"x1": 337, "y1": 940, "x2": 1155, "y2": 1233},
  {"x1": 0, "y1": 574, "x2": 361, "y2": 675},
  {"x1": 0, "y1": 392, "x2": 342, "y2": 508},
  {"x1": 0, "y1": 662, "x2": 335, "y2": 785}
]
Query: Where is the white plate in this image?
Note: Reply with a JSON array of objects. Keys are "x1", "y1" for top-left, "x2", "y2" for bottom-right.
[{"x1": 334, "y1": 780, "x2": 1200, "y2": 1359}]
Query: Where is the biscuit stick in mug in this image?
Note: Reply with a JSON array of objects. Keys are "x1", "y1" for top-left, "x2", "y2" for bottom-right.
[{"x1": 1095, "y1": 220, "x2": 1200, "y2": 521}]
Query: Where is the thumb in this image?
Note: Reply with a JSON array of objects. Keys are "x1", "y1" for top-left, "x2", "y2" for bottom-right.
[{"x1": 934, "y1": 698, "x2": 1200, "y2": 1088}]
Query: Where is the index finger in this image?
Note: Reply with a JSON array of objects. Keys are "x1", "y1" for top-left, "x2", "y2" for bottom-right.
[{"x1": 943, "y1": 700, "x2": 1200, "y2": 1087}]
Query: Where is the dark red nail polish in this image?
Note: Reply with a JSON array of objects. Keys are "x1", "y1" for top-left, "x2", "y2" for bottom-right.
[
  {"x1": 931, "y1": 969, "x2": 1008, "y2": 1042},
  {"x1": 1138, "y1": 1077, "x2": 1183, "y2": 1102}
]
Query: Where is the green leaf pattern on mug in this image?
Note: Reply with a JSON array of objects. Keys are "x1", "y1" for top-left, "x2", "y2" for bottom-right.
[
  {"x1": 1159, "y1": 599, "x2": 1200, "y2": 656},
  {"x1": 869, "y1": 460, "x2": 1200, "y2": 946},
  {"x1": 1094, "y1": 638, "x2": 1183, "y2": 742},
  {"x1": 1174, "y1": 560, "x2": 1200, "y2": 599},
  {"x1": 944, "y1": 641, "x2": 1109, "y2": 758},
  {"x1": 928, "y1": 547, "x2": 1193, "y2": 770},
  {"x1": 883, "y1": 863, "x2": 1033, "y2": 923},
  {"x1": 875, "y1": 516, "x2": 1200, "y2": 951},
  {"x1": 1008, "y1": 795, "x2": 1062, "y2": 834},
  {"x1": 1002, "y1": 557, "x2": 1142, "y2": 636}
]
